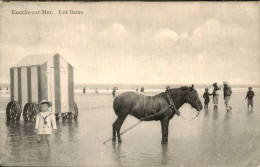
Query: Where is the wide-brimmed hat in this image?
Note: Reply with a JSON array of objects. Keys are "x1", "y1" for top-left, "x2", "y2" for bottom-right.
[
  {"x1": 223, "y1": 81, "x2": 228, "y2": 85},
  {"x1": 39, "y1": 100, "x2": 52, "y2": 107}
]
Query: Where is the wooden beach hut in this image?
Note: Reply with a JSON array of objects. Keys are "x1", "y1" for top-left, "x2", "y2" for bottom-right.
[{"x1": 6, "y1": 53, "x2": 78, "y2": 122}]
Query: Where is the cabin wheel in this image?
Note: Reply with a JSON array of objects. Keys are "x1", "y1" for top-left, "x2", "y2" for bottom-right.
[
  {"x1": 63, "y1": 102, "x2": 78, "y2": 120},
  {"x1": 6, "y1": 101, "x2": 21, "y2": 121},
  {"x1": 55, "y1": 114, "x2": 60, "y2": 120},
  {"x1": 23, "y1": 102, "x2": 38, "y2": 123}
]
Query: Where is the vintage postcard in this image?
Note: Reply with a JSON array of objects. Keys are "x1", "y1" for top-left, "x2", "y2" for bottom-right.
[{"x1": 0, "y1": 1, "x2": 259, "y2": 167}]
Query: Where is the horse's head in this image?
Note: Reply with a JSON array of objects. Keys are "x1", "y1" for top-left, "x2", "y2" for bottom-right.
[{"x1": 185, "y1": 84, "x2": 203, "y2": 112}]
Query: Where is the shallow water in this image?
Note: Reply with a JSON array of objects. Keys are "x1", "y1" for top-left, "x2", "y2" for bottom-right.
[{"x1": 0, "y1": 90, "x2": 260, "y2": 166}]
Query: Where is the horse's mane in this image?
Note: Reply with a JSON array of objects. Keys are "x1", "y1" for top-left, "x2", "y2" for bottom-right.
[
  {"x1": 171, "y1": 86, "x2": 189, "y2": 91},
  {"x1": 154, "y1": 86, "x2": 189, "y2": 98}
]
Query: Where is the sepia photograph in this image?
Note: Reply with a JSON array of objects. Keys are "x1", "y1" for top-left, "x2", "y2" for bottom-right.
[{"x1": 0, "y1": 1, "x2": 259, "y2": 167}]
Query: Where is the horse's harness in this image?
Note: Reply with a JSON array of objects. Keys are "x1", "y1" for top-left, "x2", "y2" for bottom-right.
[
  {"x1": 166, "y1": 86, "x2": 200, "y2": 120},
  {"x1": 140, "y1": 86, "x2": 200, "y2": 121}
]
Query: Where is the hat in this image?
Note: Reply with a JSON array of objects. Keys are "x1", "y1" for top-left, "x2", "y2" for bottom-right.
[
  {"x1": 213, "y1": 83, "x2": 217, "y2": 86},
  {"x1": 205, "y1": 88, "x2": 209, "y2": 91},
  {"x1": 39, "y1": 100, "x2": 52, "y2": 107},
  {"x1": 223, "y1": 81, "x2": 228, "y2": 85}
]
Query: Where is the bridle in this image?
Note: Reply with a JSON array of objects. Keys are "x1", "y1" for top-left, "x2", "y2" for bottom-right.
[
  {"x1": 166, "y1": 86, "x2": 200, "y2": 121},
  {"x1": 181, "y1": 89, "x2": 201, "y2": 121},
  {"x1": 186, "y1": 89, "x2": 199, "y2": 109}
]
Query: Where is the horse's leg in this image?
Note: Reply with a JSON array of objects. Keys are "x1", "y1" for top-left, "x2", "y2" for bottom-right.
[
  {"x1": 112, "y1": 117, "x2": 120, "y2": 142},
  {"x1": 116, "y1": 114, "x2": 128, "y2": 143},
  {"x1": 160, "y1": 118, "x2": 169, "y2": 144}
]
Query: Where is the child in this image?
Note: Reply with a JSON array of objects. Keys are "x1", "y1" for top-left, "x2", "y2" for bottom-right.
[
  {"x1": 203, "y1": 88, "x2": 212, "y2": 110},
  {"x1": 212, "y1": 83, "x2": 219, "y2": 110},
  {"x1": 35, "y1": 100, "x2": 57, "y2": 143},
  {"x1": 245, "y1": 87, "x2": 255, "y2": 111}
]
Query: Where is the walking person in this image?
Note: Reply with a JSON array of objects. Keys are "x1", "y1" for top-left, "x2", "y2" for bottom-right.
[
  {"x1": 112, "y1": 87, "x2": 116, "y2": 98},
  {"x1": 203, "y1": 88, "x2": 212, "y2": 110},
  {"x1": 212, "y1": 83, "x2": 220, "y2": 110},
  {"x1": 95, "y1": 88, "x2": 99, "y2": 94},
  {"x1": 245, "y1": 87, "x2": 254, "y2": 111},
  {"x1": 223, "y1": 81, "x2": 232, "y2": 112},
  {"x1": 35, "y1": 100, "x2": 57, "y2": 143}
]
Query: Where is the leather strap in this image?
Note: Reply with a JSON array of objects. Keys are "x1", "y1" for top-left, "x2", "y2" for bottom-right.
[{"x1": 166, "y1": 86, "x2": 180, "y2": 116}]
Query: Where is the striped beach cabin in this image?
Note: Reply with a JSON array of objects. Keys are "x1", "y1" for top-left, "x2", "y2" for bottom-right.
[{"x1": 6, "y1": 53, "x2": 78, "y2": 122}]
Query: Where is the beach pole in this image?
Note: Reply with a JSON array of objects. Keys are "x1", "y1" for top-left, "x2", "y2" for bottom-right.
[{"x1": 103, "y1": 120, "x2": 142, "y2": 144}]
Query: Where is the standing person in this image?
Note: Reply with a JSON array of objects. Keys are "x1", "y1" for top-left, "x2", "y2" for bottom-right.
[
  {"x1": 223, "y1": 81, "x2": 232, "y2": 112},
  {"x1": 203, "y1": 88, "x2": 212, "y2": 110},
  {"x1": 212, "y1": 83, "x2": 220, "y2": 110},
  {"x1": 35, "y1": 100, "x2": 57, "y2": 143},
  {"x1": 83, "y1": 87, "x2": 86, "y2": 94},
  {"x1": 245, "y1": 87, "x2": 254, "y2": 111},
  {"x1": 112, "y1": 87, "x2": 116, "y2": 98},
  {"x1": 95, "y1": 88, "x2": 99, "y2": 94},
  {"x1": 136, "y1": 87, "x2": 138, "y2": 92}
]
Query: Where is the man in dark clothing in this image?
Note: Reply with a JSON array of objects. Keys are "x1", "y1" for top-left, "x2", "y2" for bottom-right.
[
  {"x1": 212, "y1": 83, "x2": 220, "y2": 110},
  {"x1": 112, "y1": 87, "x2": 116, "y2": 98},
  {"x1": 245, "y1": 87, "x2": 255, "y2": 111},
  {"x1": 203, "y1": 88, "x2": 212, "y2": 109},
  {"x1": 223, "y1": 81, "x2": 232, "y2": 112}
]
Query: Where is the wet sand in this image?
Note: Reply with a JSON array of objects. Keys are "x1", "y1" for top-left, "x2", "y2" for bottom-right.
[{"x1": 0, "y1": 90, "x2": 259, "y2": 166}]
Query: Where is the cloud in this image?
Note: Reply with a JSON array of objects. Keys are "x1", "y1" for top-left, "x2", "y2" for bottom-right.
[
  {"x1": 179, "y1": 32, "x2": 189, "y2": 40},
  {"x1": 99, "y1": 22, "x2": 127, "y2": 40},
  {"x1": 155, "y1": 28, "x2": 178, "y2": 42}
]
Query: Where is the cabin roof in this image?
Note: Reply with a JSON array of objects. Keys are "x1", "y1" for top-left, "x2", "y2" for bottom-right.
[{"x1": 11, "y1": 53, "x2": 73, "y2": 68}]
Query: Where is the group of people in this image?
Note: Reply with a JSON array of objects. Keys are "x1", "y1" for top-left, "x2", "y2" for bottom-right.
[
  {"x1": 203, "y1": 82, "x2": 255, "y2": 112},
  {"x1": 136, "y1": 87, "x2": 145, "y2": 92}
]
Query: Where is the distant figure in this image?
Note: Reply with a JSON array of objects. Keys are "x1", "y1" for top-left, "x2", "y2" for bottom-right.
[
  {"x1": 136, "y1": 87, "x2": 138, "y2": 92},
  {"x1": 223, "y1": 81, "x2": 232, "y2": 112},
  {"x1": 35, "y1": 100, "x2": 57, "y2": 143},
  {"x1": 112, "y1": 87, "x2": 116, "y2": 97},
  {"x1": 212, "y1": 83, "x2": 220, "y2": 110},
  {"x1": 203, "y1": 88, "x2": 212, "y2": 110},
  {"x1": 140, "y1": 87, "x2": 144, "y2": 92},
  {"x1": 0, "y1": 87, "x2": 1, "y2": 91},
  {"x1": 83, "y1": 87, "x2": 86, "y2": 94},
  {"x1": 245, "y1": 87, "x2": 254, "y2": 111},
  {"x1": 95, "y1": 88, "x2": 99, "y2": 94}
]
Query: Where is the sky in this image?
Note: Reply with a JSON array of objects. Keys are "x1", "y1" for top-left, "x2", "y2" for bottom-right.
[{"x1": 0, "y1": 2, "x2": 259, "y2": 85}]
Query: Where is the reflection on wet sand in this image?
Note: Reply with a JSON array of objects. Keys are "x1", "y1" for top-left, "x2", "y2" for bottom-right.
[
  {"x1": 212, "y1": 110, "x2": 219, "y2": 120},
  {"x1": 161, "y1": 143, "x2": 169, "y2": 165},
  {"x1": 112, "y1": 142, "x2": 124, "y2": 166}
]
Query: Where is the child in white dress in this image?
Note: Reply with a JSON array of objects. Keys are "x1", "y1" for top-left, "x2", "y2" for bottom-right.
[{"x1": 35, "y1": 100, "x2": 57, "y2": 143}]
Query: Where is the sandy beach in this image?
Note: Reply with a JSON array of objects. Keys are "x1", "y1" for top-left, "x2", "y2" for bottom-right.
[{"x1": 0, "y1": 88, "x2": 259, "y2": 166}]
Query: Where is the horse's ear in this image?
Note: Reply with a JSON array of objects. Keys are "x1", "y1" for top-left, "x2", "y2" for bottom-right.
[{"x1": 191, "y1": 84, "x2": 194, "y2": 90}]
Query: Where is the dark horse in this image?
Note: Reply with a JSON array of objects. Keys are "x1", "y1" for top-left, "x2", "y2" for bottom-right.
[{"x1": 112, "y1": 85, "x2": 203, "y2": 144}]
